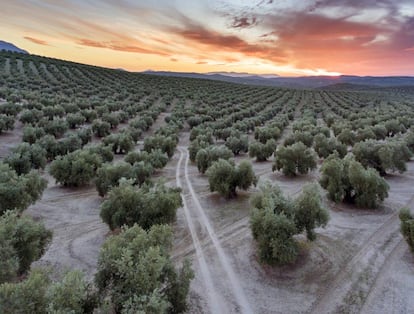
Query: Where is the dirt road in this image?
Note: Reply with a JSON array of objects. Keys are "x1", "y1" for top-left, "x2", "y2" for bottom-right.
[{"x1": 177, "y1": 146, "x2": 253, "y2": 314}]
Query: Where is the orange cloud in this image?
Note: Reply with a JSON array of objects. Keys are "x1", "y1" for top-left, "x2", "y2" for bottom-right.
[
  {"x1": 76, "y1": 38, "x2": 169, "y2": 56},
  {"x1": 168, "y1": 19, "x2": 286, "y2": 64},
  {"x1": 24, "y1": 36, "x2": 49, "y2": 46}
]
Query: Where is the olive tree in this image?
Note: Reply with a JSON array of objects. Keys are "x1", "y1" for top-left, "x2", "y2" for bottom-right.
[
  {"x1": 95, "y1": 224, "x2": 193, "y2": 313},
  {"x1": 125, "y1": 149, "x2": 168, "y2": 169},
  {"x1": 95, "y1": 162, "x2": 133, "y2": 197},
  {"x1": 144, "y1": 135, "x2": 177, "y2": 158},
  {"x1": 353, "y1": 139, "x2": 412, "y2": 175},
  {"x1": 4, "y1": 143, "x2": 47, "y2": 175},
  {"x1": 0, "y1": 211, "x2": 52, "y2": 280},
  {"x1": 50, "y1": 149, "x2": 102, "y2": 187},
  {"x1": 249, "y1": 139, "x2": 276, "y2": 162},
  {"x1": 273, "y1": 142, "x2": 317, "y2": 176},
  {"x1": 250, "y1": 182, "x2": 329, "y2": 265},
  {"x1": 195, "y1": 145, "x2": 233, "y2": 174},
  {"x1": 313, "y1": 133, "x2": 347, "y2": 159},
  {"x1": 0, "y1": 269, "x2": 93, "y2": 313},
  {"x1": 102, "y1": 133, "x2": 134, "y2": 154},
  {"x1": 293, "y1": 184, "x2": 329, "y2": 241},
  {"x1": 225, "y1": 135, "x2": 249, "y2": 155},
  {"x1": 92, "y1": 120, "x2": 111, "y2": 137},
  {"x1": 206, "y1": 159, "x2": 257, "y2": 198},
  {"x1": 100, "y1": 180, "x2": 182, "y2": 230},
  {"x1": 320, "y1": 154, "x2": 389, "y2": 208},
  {"x1": 254, "y1": 126, "x2": 281, "y2": 143},
  {"x1": 400, "y1": 208, "x2": 414, "y2": 252},
  {"x1": 0, "y1": 163, "x2": 47, "y2": 215},
  {"x1": 66, "y1": 113, "x2": 86, "y2": 129}
]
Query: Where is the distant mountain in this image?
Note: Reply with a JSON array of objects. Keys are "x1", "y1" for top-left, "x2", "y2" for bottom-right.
[
  {"x1": 142, "y1": 71, "x2": 414, "y2": 89},
  {"x1": 207, "y1": 71, "x2": 279, "y2": 79},
  {"x1": 0, "y1": 41, "x2": 28, "y2": 54}
]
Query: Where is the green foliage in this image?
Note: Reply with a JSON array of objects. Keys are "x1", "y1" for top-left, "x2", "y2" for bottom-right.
[
  {"x1": 0, "y1": 269, "x2": 50, "y2": 313},
  {"x1": 102, "y1": 113, "x2": 120, "y2": 129},
  {"x1": 92, "y1": 120, "x2": 111, "y2": 137},
  {"x1": 313, "y1": 133, "x2": 347, "y2": 159},
  {"x1": 20, "y1": 109, "x2": 43, "y2": 124},
  {"x1": 248, "y1": 139, "x2": 276, "y2": 162},
  {"x1": 103, "y1": 133, "x2": 134, "y2": 154},
  {"x1": 225, "y1": 135, "x2": 249, "y2": 155},
  {"x1": 130, "y1": 161, "x2": 154, "y2": 187},
  {"x1": 125, "y1": 149, "x2": 168, "y2": 169},
  {"x1": 0, "y1": 211, "x2": 52, "y2": 278},
  {"x1": 353, "y1": 139, "x2": 412, "y2": 175},
  {"x1": 284, "y1": 131, "x2": 313, "y2": 147},
  {"x1": 100, "y1": 180, "x2": 182, "y2": 230},
  {"x1": 195, "y1": 145, "x2": 233, "y2": 174},
  {"x1": 0, "y1": 269, "x2": 94, "y2": 314},
  {"x1": 250, "y1": 182, "x2": 329, "y2": 265},
  {"x1": 36, "y1": 134, "x2": 60, "y2": 160},
  {"x1": 87, "y1": 144, "x2": 114, "y2": 163},
  {"x1": 75, "y1": 127, "x2": 92, "y2": 146},
  {"x1": 0, "y1": 241, "x2": 18, "y2": 284},
  {"x1": 400, "y1": 208, "x2": 414, "y2": 252},
  {"x1": 46, "y1": 270, "x2": 92, "y2": 314},
  {"x1": 320, "y1": 154, "x2": 389, "y2": 208},
  {"x1": 22, "y1": 126, "x2": 45, "y2": 144},
  {"x1": 337, "y1": 128, "x2": 355, "y2": 146},
  {"x1": 95, "y1": 224, "x2": 193, "y2": 313},
  {"x1": 254, "y1": 126, "x2": 281, "y2": 143},
  {"x1": 293, "y1": 184, "x2": 329, "y2": 241},
  {"x1": 189, "y1": 138, "x2": 209, "y2": 162},
  {"x1": 41, "y1": 118, "x2": 68, "y2": 138},
  {"x1": 0, "y1": 114, "x2": 15, "y2": 133},
  {"x1": 66, "y1": 112, "x2": 86, "y2": 129},
  {"x1": 144, "y1": 135, "x2": 177, "y2": 158},
  {"x1": 95, "y1": 162, "x2": 133, "y2": 196},
  {"x1": 0, "y1": 163, "x2": 47, "y2": 215},
  {"x1": 50, "y1": 149, "x2": 102, "y2": 187},
  {"x1": 4, "y1": 143, "x2": 47, "y2": 175},
  {"x1": 356, "y1": 127, "x2": 376, "y2": 142},
  {"x1": 206, "y1": 159, "x2": 257, "y2": 198},
  {"x1": 273, "y1": 142, "x2": 317, "y2": 176}
]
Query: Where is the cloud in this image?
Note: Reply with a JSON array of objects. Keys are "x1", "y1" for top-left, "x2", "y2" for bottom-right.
[
  {"x1": 76, "y1": 38, "x2": 170, "y2": 56},
  {"x1": 231, "y1": 16, "x2": 257, "y2": 28},
  {"x1": 168, "y1": 17, "x2": 286, "y2": 63},
  {"x1": 24, "y1": 36, "x2": 49, "y2": 46}
]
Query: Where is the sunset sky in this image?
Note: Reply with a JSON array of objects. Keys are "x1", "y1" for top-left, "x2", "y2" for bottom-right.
[{"x1": 1, "y1": 0, "x2": 414, "y2": 76}]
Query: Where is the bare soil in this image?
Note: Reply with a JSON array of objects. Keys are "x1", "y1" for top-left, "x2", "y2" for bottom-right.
[{"x1": 3, "y1": 125, "x2": 413, "y2": 313}]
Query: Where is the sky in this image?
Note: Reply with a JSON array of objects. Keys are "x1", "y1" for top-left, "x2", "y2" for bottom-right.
[{"x1": 1, "y1": 0, "x2": 414, "y2": 76}]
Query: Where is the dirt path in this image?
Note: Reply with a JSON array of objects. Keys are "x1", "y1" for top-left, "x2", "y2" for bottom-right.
[
  {"x1": 27, "y1": 181, "x2": 108, "y2": 280},
  {"x1": 309, "y1": 193, "x2": 414, "y2": 314},
  {"x1": 176, "y1": 148, "x2": 224, "y2": 314},
  {"x1": 358, "y1": 192, "x2": 414, "y2": 314},
  {"x1": 177, "y1": 146, "x2": 254, "y2": 314}
]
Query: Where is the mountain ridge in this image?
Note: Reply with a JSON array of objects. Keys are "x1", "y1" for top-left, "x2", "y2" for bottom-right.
[
  {"x1": 0, "y1": 40, "x2": 28, "y2": 54},
  {"x1": 142, "y1": 70, "x2": 414, "y2": 89}
]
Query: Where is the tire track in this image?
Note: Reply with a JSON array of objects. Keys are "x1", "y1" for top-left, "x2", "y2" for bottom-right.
[
  {"x1": 309, "y1": 193, "x2": 414, "y2": 314},
  {"x1": 359, "y1": 239, "x2": 406, "y2": 314},
  {"x1": 176, "y1": 148, "x2": 223, "y2": 314},
  {"x1": 308, "y1": 210, "x2": 400, "y2": 314},
  {"x1": 179, "y1": 146, "x2": 254, "y2": 314}
]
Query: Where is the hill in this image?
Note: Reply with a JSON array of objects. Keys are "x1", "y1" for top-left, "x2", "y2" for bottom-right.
[
  {"x1": 0, "y1": 40, "x2": 28, "y2": 54},
  {"x1": 143, "y1": 70, "x2": 414, "y2": 89}
]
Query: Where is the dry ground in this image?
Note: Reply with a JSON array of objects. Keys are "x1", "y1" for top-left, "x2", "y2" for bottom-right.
[{"x1": 4, "y1": 125, "x2": 413, "y2": 313}]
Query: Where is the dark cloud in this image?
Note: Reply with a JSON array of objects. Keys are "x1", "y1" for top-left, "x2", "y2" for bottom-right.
[{"x1": 231, "y1": 16, "x2": 257, "y2": 28}]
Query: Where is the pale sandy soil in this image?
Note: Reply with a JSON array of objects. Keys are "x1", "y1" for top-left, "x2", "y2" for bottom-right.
[{"x1": 1, "y1": 123, "x2": 413, "y2": 313}]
